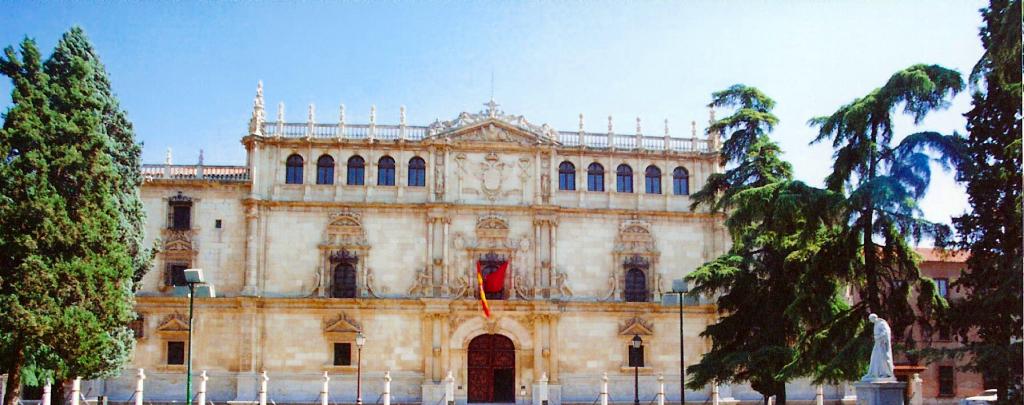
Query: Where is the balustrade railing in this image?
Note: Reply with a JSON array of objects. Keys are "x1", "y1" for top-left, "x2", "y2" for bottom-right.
[
  {"x1": 258, "y1": 122, "x2": 710, "y2": 152},
  {"x1": 141, "y1": 164, "x2": 249, "y2": 181}
]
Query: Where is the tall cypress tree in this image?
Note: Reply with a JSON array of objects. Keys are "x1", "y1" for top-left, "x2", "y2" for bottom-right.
[
  {"x1": 941, "y1": 0, "x2": 1022, "y2": 402},
  {"x1": 0, "y1": 27, "x2": 151, "y2": 405}
]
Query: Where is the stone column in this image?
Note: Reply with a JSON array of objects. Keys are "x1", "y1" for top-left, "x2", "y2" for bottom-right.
[
  {"x1": 548, "y1": 316, "x2": 559, "y2": 383},
  {"x1": 242, "y1": 202, "x2": 260, "y2": 296},
  {"x1": 533, "y1": 316, "x2": 544, "y2": 378}
]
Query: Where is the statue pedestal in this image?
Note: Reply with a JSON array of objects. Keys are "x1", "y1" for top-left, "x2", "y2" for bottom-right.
[{"x1": 854, "y1": 380, "x2": 906, "y2": 405}]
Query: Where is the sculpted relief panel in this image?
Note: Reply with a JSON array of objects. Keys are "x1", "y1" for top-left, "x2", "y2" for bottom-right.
[{"x1": 455, "y1": 150, "x2": 533, "y2": 204}]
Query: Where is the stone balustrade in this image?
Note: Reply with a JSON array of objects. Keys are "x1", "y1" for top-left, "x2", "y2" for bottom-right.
[{"x1": 141, "y1": 164, "x2": 250, "y2": 182}]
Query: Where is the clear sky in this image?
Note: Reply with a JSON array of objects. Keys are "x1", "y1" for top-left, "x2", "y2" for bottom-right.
[{"x1": 0, "y1": 1, "x2": 986, "y2": 228}]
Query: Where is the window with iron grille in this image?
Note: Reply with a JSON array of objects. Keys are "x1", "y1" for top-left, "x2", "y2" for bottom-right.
[
  {"x1": 167, "y1": 341, "x2": 185, "y2": 365},
  {"x1": 333, "y1": 342, "x2": 352, "y2": 366},
  {"x1": 625, "y1": 268, "x2": 647, "y2": 302},
  {"x1": 171, "y1": 205, "x2": 191, "y2": 230},
  {"x1": 938, "y1": 366, "x2": 955, "y2": 397},
  {"x1": 165, "y1": 262, "x2": 189, "y2": 287}
]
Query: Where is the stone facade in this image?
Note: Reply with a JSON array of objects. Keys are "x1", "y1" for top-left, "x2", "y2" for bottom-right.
[{"x1": 79, "y1": 90, "x2": 849, "y2": 404}]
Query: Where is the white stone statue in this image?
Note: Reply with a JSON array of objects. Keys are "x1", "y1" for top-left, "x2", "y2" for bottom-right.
[{"x1": 862, "y1": 313, "x2": 895, "y2": 381}]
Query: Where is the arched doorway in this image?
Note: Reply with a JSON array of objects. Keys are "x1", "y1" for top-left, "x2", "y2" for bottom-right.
[{"x1": 467, "y1": 334, "x2": 515, "y2": 403}]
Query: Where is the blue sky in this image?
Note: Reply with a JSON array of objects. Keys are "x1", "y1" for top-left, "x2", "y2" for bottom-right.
[{"x1": 1, "y1": 1, "x2": 985, "y2": 227}]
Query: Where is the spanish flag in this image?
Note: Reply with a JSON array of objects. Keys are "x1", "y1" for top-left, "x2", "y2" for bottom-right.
[{"x1": 476, "y1": 261, "x2": 509, "y2": 318}]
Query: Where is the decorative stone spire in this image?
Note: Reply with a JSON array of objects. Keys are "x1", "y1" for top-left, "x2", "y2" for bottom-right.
[
  {"x1": 636, "y1": 117, "x2": 642, "y2": 135},
  {"x1": 370, "y1": 105, "x2": 377, "y2": 125},
  {"x1": 277, "y1": 102, "x2": 285, "y2": 123},
  {"x1": 578, "y1": 113, "x2": 585, "y2": 132},
  {"x1": 664, "y1": 119, "x2": 670, "y2": 136},
  {"x1": 307, "y1": 103, "x2": 316, "y2": 125},
  {"x1": 198, "y1": 149, "x2": 204, "y2": 165},
  {"x1": 248, "y1": 81, "x2": 265, "y2": 135},
  {"x1": 400, "y1": 105, "x2": 407, "y2": 126},
  {"x1": 165, "y1": 148, "x2": 172, "y2": 165},
  {"x1": 607, "y1": 116, "x2": 614, "y2": 134},
  {"x1": 484, "y1": 98, "x2": 500, "y2": 118},
  {"x1": 337, "y1": 103, "x2": 346, "y2": 138},
  {"x1": 691, "y1": 120, "x2": 697, "y2": 138}
]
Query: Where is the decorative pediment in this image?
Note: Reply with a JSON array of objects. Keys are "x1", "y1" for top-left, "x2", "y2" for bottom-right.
[
  {"x1": 614, "y1": 219, "x2": 657, "y2": 254},
  {"x1": 619, "y1": 316, "x2": 654, "y2": 336},
  {"x1": 324, "y1": 312, "x2": 362, "y2": 340},
  {"x1": 426, "y1": 100, "x2": 560, "y2": 146},
  {"x1": 156, "y1": 314, "x2": 190, "y2": 335},
  {"x1": 323, "y1": 210, "x2": 368, "y2": 248}
]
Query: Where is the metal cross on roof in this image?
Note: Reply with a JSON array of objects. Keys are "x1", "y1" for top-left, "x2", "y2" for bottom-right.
[{"x1": 483, "y1": 98, "x2": 501, "y2": 118}]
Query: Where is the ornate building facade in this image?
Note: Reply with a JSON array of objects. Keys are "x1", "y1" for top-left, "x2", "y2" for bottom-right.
[{"x1": 88, "y1": 85, "x2": 846, "y2": 404}]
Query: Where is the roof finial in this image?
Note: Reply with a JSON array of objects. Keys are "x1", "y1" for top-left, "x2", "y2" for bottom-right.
[
  {"x1": 691, "y1": 120, "x2": 697, "y2": 137},
  {"x1": 277, "y1": 102, "x2": 285, "y2": 123},
  {"x1": 308, "y1": 103, "x2": 316, "y2": 124},
  {"x1": 198, "y1": 149, "x2": 204, "y2": 165},
  {"x1": 339, "y1": 103, "x2": 346, "y2": 125},
  {"x1": 248, "y1": 81, "x2": 266, "y2": 135},
  {"x1": 484, "y1": 99, "x2": 500, "y2": 118},
  {"x1": 400, "y1": 105, "x2": 407, "y2": 126},
  {"x1": 578, "y1": 113, "x2": 585, "y2": 132},
  {"x1": 608, "y1": 115, "x2": 614, "y2": 134},
  {"x1": 636, "y1": 117, "x2": 642, "y2": 135},
  {"x1": 165, "y1": 147, "x2": 172, "y2": 165},
  {"x1": 370, "y1": 105, "x2": 377, "y2": 125},
  {"x1": 664, "y1": 119, "x2": 670, "y2": 136}
]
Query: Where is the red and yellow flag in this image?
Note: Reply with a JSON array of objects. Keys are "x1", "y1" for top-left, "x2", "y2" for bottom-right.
[
  {"x1": 476, "y1": 261, "x2": 509, "y2": 318},
  {"x1": 476, "y1": 263, "x2": 491, "y2": 318}
]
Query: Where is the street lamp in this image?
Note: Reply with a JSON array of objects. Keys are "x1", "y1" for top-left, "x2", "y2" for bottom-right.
[
  {"x1": 631, "y1": 334, "x2": 643, "y2": 405},
  {"x1": 664, "y1": 279, "x2": 688, "y2": 404},
  {"x1": 174, "y1": 269, "x2": 216, "y2": 405},
  {"x1": 355, "y1": 332, "x2": 366, "y2": 405}
]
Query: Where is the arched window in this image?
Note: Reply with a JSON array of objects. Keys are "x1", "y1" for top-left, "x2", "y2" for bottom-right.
[
  {"x1": 616, "y1": 164, "x2": 633, "y2": 193},
  {"x1": 347, "y1": 156, "x2": 365, "y2": 185},
  {"x1": 285, "y1": 154, "x2": 304, "y2": 184},
  {"x1": 408, "y1": 157, "x2": 426, "y2": 187},
  {"x1": 331, "y1": 263, "x2": 357, "y2": 298},
  {"x1": 377, "y1": 156, "x2": 395, "y2": 186},
  {"x1": 673, "y1": 167, "x2": 690, "y2": 195},
  {"x1": 587, "y1": 163, "x2": 605, "y2": 192},
  {"x1": 645, "y1": 165, "x2": 661, "y2": 194},
  {"x1": 558, "y1": 161, "x2": 575, "y2": 191},
  {"x1": 316, "y1": 155, "x2": 334, "y2": 185},
  {"x1": 625, "y1": 268, "x2": 647, "y2": 302}
]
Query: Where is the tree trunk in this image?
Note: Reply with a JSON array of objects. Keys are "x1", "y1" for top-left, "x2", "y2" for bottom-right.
[
  {"x1": 54, "y1": 379, "x2": 68, "y2": 405},
  {"x1": 777, "y1": 387, "x2": 786, "y2": 405},
  {"x1": 2, "y1": 348, "x2": 24, "y2": 405}
]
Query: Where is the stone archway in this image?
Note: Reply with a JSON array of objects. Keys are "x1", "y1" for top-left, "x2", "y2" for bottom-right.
[{"x1": 467, "y1": 334, "x2": 516, "y2": 403}]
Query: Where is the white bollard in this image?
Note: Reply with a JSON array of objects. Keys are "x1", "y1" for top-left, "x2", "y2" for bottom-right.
[
  {"x1": 383, "y1": 371, "x2": 391, "y2": 405},
  {"x1": 321, "y1": 372, "x2": 330, "y2": 405},
  {"x1": 258, "y1": 370, "x2": 269, "y2": 405},
  {"x1": 711, "y1": 383, "x2": 720, "y2": 405},
  {"x1": 539, "y1": 373, "x2": 549, "y2": 405},
  {"x1": 600, "y1": 373, "x2": 608, "y2": 405},
  {"x1": 197, "y1": 371, "x2": 208, "y2": 405},
  {"x1": 41, "y1": 379, "x2": 51, "y2": 405},
  {"x1": 815, "y1": 385, "x2": 823, "y2": 405},
  {"x1": 657, "y1": 375, "x2": 664, "y2": 405},
  {"x1": 71, "y1": 377, "x2": 81, "y2": 405},
  {"x1": 135, "y1": 369, "x2": 145, "y2": 405},
  {"x1": 444, "y1": 371, "x2": 455, "y2": 405}
]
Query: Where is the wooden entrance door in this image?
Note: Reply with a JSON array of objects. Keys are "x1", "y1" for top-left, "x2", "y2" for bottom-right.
[{"x1": 467, "y1": 334, "x2": 516, "y2": 403}]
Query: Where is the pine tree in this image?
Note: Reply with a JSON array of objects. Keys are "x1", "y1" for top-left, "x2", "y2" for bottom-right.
[
  {"x1": 803, "y1": 64, "x2": 964, "y2": 380},
  {"x1": 0, "y1": 27, "x2": 151, "y2": 405},
  {"x1": 940, "y1": 0, "x2": 1022, "y2": 402},
  {"x1": 686, "y1": 85, "x2": 839, "y2": 404}
]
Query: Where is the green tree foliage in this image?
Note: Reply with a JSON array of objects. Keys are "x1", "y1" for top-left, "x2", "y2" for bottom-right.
[
  {"x1": 686, "y1": 85, "x2": 840, "y2": 404},
  {"x1": 939, "y1": 1, "x2": 1022, "y2": 402},
  {"x1": 803, "y1": 64, "x2": 964, "y2": 381},
  {"x1": 0, "y1": 27, "x2": 151, "y2": 405}
]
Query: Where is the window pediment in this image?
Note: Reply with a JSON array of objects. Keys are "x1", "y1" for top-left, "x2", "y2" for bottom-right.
[
  {"x1": 324, "y1": 312, "x2": 362, "y2": 340},
  {"x1": 156, "y1": 314, "x2": 190, "y2": 338},
  {"x1": 619, "y1": 316, "x2": 654, "y2": 336}
]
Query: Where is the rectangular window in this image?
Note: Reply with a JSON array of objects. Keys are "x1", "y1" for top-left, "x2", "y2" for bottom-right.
[
  {"x1": 129, "y1": 316, "x2": 145, "y2": 339},
  {"x1": 935, "y1": 278, "x2": 949, "y2": 299},
  {"x1": 172, "y1": 205, "x2": 191, "y2": 230},
  {"x1": 166, "y1": 263, "x2": 189, "y2": 287},
  {"x1": 215, "y1": 219, "x2": 222, "y2": 229},
  {"x1": 938, "y1": 366, "x2": 955, "y2": 397},
  {"x1": 167, "y1": 341, "x2": 185, "y2": 365},
  {"x1": 334, "y1": 342, "x2": 352, "y2": 366}
]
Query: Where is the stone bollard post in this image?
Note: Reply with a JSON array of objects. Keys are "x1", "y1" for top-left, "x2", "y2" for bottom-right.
[
  {"x1": 383, "y1": 371, "x2": 391, "y2": 405},
  {"x1": 909, "y1": 373, "x2": 923, "y2": 405},
  {"x1": 135, "y1": 369, "x2": 145, "y2": 405},
  {"x1": 258, "y1": 370, "x2": 269, "y2": 405},
  {"x1": 815, "y1": 385, "x2": 823, "y2": 405},
  {"x1": 197, "y1": 371, "x2": 208, "y2": 405},
  {"x1": 71, "y1": 377, "x2": 81, "y2": 405},
  {"x1": 321, "y1": 372, "x2": 330, "y2": 405},
  {"x1": 600, "y1": 373, "x2": 608, "y2": 405},
  {"x1": 657, "y1": 375, "x2": 664, "y2": 405},
  {"x1": 711, "y1": 382, "x2": 719, "y2": 405},
  {"x1": 539, "y1": 373, "x2": 549, "y2": 405},
  {"x1": 444, "y1": 371, "x2": 455, "y2": 405},
  {"x1": 41, "y1": 379, "x2": 51, "y2": 405}
]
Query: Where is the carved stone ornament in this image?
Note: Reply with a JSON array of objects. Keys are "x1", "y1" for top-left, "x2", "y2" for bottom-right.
[
  {"x1": 407, "y1": 268, "x2": 433, "y2": 297},
  {"x1": 554, "y1": 270, "x2": 574, "y2": 298},
  {"x1": 156, "y1": 314, "x2": 190, "y2": 333},
  {"x1": 477, "y1": 153, "x2": 509, "y2": 201},
  {"x1": 365, "y1": 267, "x2": 384, "y2": 298},
  {"x1": 323, "y1": 210, "x2": 369, "y2": 248},
  {"x1": 476, "y1": 214, "x2": 510, "y2": 241},
  {"x1": 484, "y1": 318, "x2": 500, "y2": 334},
  {"x1": 619, "y1": 316, "x2": 654, "y2": 336},
  {"x1": 614, "y1": 219, "x2": 657, "y2": 254},
  {"x1": 325, "y1": 312, "x2": 363, "y2": 340}
]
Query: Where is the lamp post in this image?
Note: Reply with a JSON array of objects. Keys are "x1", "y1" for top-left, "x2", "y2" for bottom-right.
[
  {"x1": 176, "y1": 269, "x2": 216, "y2": 405},
  {"x1": 665, "y1": 279, "x2": 688, "y2": 404},
  {"x1": 355, "y1": 332, "x2": 366, "y2": 405},
  {"x1": 631, "y1": 334, "x2": 643, "y2": 405}
]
